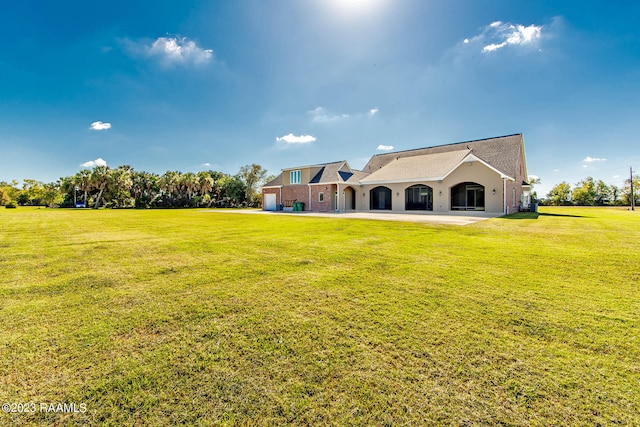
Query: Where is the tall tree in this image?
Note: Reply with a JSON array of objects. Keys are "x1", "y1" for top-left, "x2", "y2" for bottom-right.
[
  {"x1": 547, "y1": 182, "x2": 571, "y2": 206},
  {"x1": 108, "y1": 166, "x2": 134, "y2": 208},
  {"x1": 622, "y1": 174, "x2": 640, "y2": 206},
  {"x1": 572, "y1": 177, "x2": 597, "y2": 206},
  {"x1": 73, "y1": 169, "x2": 92, "y2": 205},
  {"x1": 197, "y1": 171, "x2": 214, "y2": 196},
  {"x1": 90, "y1": 165, "x2": 111, "y2": 209},
  {"x1": 180, "y1": 172, "x2": 199, "y2": 204},
  {"x1": 238, "y1": 164, "x2": 267, "y2": 203},
  {"x1": 159, "y1": 171, "x2": 180, "y2": 206}
]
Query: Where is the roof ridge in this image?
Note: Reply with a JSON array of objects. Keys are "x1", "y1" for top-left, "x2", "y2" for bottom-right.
[{"x1": 370, "y1": 134, "x2": 522, "y2": 158}]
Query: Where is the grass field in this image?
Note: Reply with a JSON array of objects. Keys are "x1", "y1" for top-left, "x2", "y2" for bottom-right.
[{"x1": 1, "y1": 206, "x2": 639, "y2": 426}]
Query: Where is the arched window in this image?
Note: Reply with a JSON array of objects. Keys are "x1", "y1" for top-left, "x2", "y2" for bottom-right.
[
  {"x1": 405, "y1": 184, "x2": 433, "y2": 210},
  {"x1": 451, "y1": 182, "x2": 485, "y2": 211},
  {"x1": 370, "y1": 186, "x2": 392, "y2": 210}
]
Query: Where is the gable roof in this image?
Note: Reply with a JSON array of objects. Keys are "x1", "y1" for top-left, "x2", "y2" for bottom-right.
[
  {"x1": 263, "y1": 174, "x2": 283, "y2": 187},
  {"x1": 264, "y1": 134, "x2": 526, "y2": 189},
  {"x1": 363, "y1": 134, "x2": 524, "y2": 180},
  {"x1": 360, "y1": 149, "x2": 470, "y2": 184},
  {"x1": 263, "y1": 160, "x2": 361, "y2": 187},
  {"x1": 309, "y1": 161, "x2": 352, "y2": 184}
]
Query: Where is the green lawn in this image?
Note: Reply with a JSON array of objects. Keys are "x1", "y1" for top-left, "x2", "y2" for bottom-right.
[{"x1": 1, "y1": 207, "x2": 638, "y2": 426}]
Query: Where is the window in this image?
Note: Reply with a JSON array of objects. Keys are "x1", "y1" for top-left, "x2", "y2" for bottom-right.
[
  {"x1": 405, "y1": 184, "x2": 433, "y2": 210},
  {"x1": 290, "y1": 170, "x2": 301, "y2": 184},
  {"x1": 370, "y1": 186, "x2": 392, "y2": 210},
  {"x1": 451, "y1": 182, "x2": 485, "y2": 211},
  {"x1": 319, "y1": 192, "x2": 324, "y2": 202}
]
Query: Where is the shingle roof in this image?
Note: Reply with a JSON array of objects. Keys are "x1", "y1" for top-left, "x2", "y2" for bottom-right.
[
  {"x1": 309, "y1": 160, "x2": 346, "y2": 184},
  {"x1": 363, "y1": 134, "x2": 524, "y2": 180},
  {"x1": 360, "y1": 149, "x2": 471, "y2": 183},
  {"x1": 263, "y1": 174, "x2": 282, "y2": 187}
]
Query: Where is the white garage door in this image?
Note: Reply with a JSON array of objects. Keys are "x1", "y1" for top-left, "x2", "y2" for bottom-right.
[{"x1": 264, "y1": 193, "x2": 276, "y2": 211}]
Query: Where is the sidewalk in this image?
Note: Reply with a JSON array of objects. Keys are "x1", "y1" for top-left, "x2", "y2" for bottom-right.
[{"x1": 201, "y1": 209, "x2": 500, "y2": 225}]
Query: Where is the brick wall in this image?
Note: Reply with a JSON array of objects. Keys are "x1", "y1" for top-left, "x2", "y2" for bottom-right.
[
  {"x1": 281, "y1": 185, "x2": 309, "y2": 210},
  {"x1": 262, "y1": 188, "x2": 280, "y2": 209},
  {"x1": 310, "y1": 185, "x2": 335, "y2": 212}
]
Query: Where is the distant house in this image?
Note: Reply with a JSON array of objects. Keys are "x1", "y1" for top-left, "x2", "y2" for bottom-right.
[{"x1": 262, "y1": 134, "x2": 530, "y2": 215}]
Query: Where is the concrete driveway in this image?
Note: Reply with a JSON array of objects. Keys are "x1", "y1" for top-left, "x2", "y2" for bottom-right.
[{"x1": 203, "y1": 209, "x2": 500, "y2": 225}]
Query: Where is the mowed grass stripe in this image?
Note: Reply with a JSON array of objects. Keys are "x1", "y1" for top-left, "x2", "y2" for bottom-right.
[{"x1": 0, "y1": 207, "x2": 638, "y2": 425}]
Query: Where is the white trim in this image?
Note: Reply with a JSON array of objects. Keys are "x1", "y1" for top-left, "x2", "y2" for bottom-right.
[
  {"x1": 503, "y1": 178, "x2": 507, "y2": 215},
  {"x1": 360, "y1": 176, "x2": 447, "y2": 186}
]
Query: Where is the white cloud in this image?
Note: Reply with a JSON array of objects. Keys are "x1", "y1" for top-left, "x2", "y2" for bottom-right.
[
  {"x1": 463, "y1": 21, "x2": 543, "y2": 53},
  {"x1": 369, "y1": 108, "x2": 379, "y2": 116},
  {"x1": 90, "y1": 121, "x2": 111, "y2": 131},
  {"x1": 276, "y1": 133, "x2": 316, "y2": 144},
  {"x1": 376, "y1": 144, "x2": 394, "y2": 151},
  {"x1": 308, "y1": 106, "x2": 349, "y2": 123},
  {"x1": 583, "y1": 156, "x2": 607, "y2": 162},
  {"x1": 124, "y1": 36, "x2": 213, "y2": 67},
  {"x1": 202, "y1": 163, "x2": 211, "y2": 167},
  {"x1": 81, "y1": 158, "x2": 107, "y2": 168}
]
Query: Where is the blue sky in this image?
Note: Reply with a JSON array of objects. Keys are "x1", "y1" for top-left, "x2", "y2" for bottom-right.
[{"x1": 1, "y1": 0, "x2": 639, "y2": 196}]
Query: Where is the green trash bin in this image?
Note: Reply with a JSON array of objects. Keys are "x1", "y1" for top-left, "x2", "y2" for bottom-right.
[
  {"x1": 293, "y1": 202, "x2": 300, "y2": 212},
  {"x1": 298, "y1": 202, "x2": 304, "y2": 211}
]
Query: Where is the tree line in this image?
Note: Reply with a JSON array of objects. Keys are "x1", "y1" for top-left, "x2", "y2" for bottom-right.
[
  {"x1": 542, "y1": 175, "x2": 639, "y2": 206},
  {"x1": 0, "y1": 164, "x2": 272, "y2": 209}
]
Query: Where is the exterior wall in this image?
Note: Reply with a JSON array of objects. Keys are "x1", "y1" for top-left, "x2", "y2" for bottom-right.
[
  {"x1": 282, "y1": 167, "x2": 322, "y2": 186},
  {"x1": 280, "y1": 185, "x2": 310, "y2": 210},
  {"x1": 262, "y1": 187, "x2": 281, "y2": 209},
  {"x1": 310, "y1": 184, "x2": 337, "y2": 212},
  {"x1": 355, "y1": 160, "x2": 506, "y2": 214},
  {"x1": 511, "y1": 149, "x2": 528, "y2": 214}
]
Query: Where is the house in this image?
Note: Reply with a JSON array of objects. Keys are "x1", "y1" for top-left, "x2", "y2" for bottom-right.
[{"x1": 262, "y1": 134, "x2": 530, "y2": 215}]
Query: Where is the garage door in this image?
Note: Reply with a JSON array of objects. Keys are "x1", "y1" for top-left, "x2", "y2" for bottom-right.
[{"x1": 264, "y1": 193, "x2": 276, "y2": 211}]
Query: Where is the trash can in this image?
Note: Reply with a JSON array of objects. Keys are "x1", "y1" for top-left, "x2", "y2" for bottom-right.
[
  {"x1": 293, "y1": 202, "x2": 300, "y2": 212},
  {"x1": 529, "y1": 203, "x2": 538, "y2": 213},
  {"x1": 298, "y1": 202, "x2": 304, "y2": 211}
]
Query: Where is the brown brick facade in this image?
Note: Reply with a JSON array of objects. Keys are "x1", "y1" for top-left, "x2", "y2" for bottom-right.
[
  {"x1": 262, "y1": 188, "x2": 281, "y2": 207},
  {"x1": 310, "y1": 184, "x2": 336, "y2": 212},
  {"x1": 281, "y1": 185, "x2": 309, "y2": 210}
]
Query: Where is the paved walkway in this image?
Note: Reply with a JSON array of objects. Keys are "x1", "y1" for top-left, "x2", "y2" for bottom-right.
[{"x1": 202, "y1": 209, "x2": 500, "y2": 225}]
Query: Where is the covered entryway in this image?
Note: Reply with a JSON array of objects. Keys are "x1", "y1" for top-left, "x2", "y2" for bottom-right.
[
  {"x1": 343, "y1": 186, "x2": 356, "y2": 211},
  {"x1": 264, "y1": 193, "x2": 277, "y2": 211},
  {"x1": 370, "y1": 186, "x2": 392, "y2": 210},
  {"x1": 451, "y1": 182, "x2": 485, "y2": 211},
  {"x1": 405, "y1": 184, "x2": 433, "y2": 210}
]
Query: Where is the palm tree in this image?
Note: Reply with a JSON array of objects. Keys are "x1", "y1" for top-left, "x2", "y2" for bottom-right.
[
  {"x1": 180, "y1": 172, "x2": 199, "y2": 205},
  {"x1": 108, "y1": 166, "x2": 133, "y2": 208},
  {"x1": 197, "y1": 171, "x2": 214, "y2": 197},
  {"x1": 90, "y1": 165, "x2": 111, "y2": 209},
  {"x1": 159, "y1": 171, "x2": 180, "y2": 206},
  {"x1": 73, "y1": 169, "x2": 92, "y2": 205}
]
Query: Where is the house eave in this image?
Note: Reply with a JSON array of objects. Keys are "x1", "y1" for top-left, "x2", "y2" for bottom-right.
[{"x1": 359, "y1": 177, "x2": 446, "y2": 186}]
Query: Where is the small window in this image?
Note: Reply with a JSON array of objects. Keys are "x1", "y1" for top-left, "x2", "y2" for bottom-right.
[
  {"x1": 290, "y1": 170, "x2": 301, "y2": 184},
  {"x1": 319, "y1": 192, "x2": 324, "y2": 202}
]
